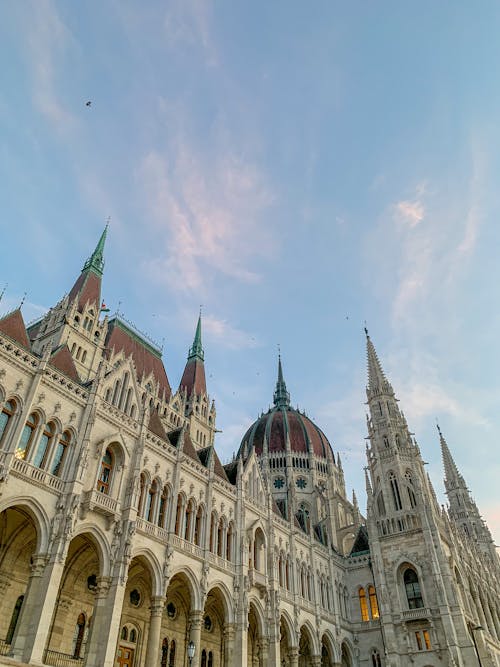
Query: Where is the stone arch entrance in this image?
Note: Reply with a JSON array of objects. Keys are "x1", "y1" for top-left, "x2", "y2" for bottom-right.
[
  {"x1": 247, "y1": 601, "x2": 264, "y2": 667},
  {"x1": 321, "y1": 633, "x2": 335, "y2": 667},
  {"x1": 298, "y1": 625, "x2": 314, "y2": 667},
  {"x1": 44, "y1": 532, "x2": 103, "y2": 664},
  {"x1": 201, "y1": 587, "x2": 229, "y2": 667},
  {"x1": 161, "y1": 571, "x2": 197, "y2": 667},
  {"x1": 0, "y1": 505, "x2": 39, "y2": 652},
  {"x1": 341, "y1": 642, "x2": 352, "y2": 667},
  {"x1": 279, "y1": 614, "x2": 295, "y2": 666}
]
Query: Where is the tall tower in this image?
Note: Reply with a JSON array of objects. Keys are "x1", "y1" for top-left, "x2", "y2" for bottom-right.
[
  {"x1": 29, "y1": 226, "x2": 109, "y2": 381},
  {"x1": 438, "y1": 424, "x2": 496, "y2": 559},
  {"x1": 179, "y1": 315, "x2": 216, "y2": 449},
  {"x1": 364, "y1": 330, "x2": 478, "y2": 667}
]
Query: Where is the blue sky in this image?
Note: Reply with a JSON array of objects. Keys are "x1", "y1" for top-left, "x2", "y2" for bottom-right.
[{"x1": 1, "y1": 1, "x2": 500, "y2": 540}]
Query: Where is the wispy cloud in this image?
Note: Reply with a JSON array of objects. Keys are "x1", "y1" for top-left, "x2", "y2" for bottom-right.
[
  {"x1": 163, "y1": 0, "x2": 218, "y2": 66},
  {"x1": 393, "y1": 199, "x2": 425, "y2": 227},
  {"x1": 137, "y1": 140, "x2": 275, "y2": 295},
  {"x1": 203, "y1": 314, "x2": 260, "y2": 350},
  {"x1": 23, "y1": 0, "x2": 77, "y2": 134}
]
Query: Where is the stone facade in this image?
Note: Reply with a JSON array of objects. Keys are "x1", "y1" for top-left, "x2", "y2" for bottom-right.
[{"x1": 0, "y1": 231, "x2": 498, "y2": 667}]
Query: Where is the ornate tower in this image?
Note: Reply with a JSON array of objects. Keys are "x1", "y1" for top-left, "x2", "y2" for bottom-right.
[
  {"x1": 438, "y1": 424, "x2": 496, "y2": 559},
  {"x1": 29, "y1": 226, "x2": 109, "y2": 381},
  {"x1": 179, "y1": 315, "x2": 216, "y2": 449},
  {"x1": 364, "y1": 330, "x2": 478, "y2": 667}
]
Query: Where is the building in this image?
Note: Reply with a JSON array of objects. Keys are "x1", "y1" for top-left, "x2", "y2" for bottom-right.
[{"x1": 0, "y1": 229, "x2": 498, "y2": 667}]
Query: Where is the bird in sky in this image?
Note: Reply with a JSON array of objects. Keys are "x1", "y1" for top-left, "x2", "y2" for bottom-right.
[{"x1": 85, "y1": 101, "x2": 92, "y2": 107}]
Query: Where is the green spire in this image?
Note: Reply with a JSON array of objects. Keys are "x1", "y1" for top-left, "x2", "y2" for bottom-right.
[
  {"x1": 82, "y1": 224, "x2": 108, "y2": 276},
  {"x1": 188, "y1": 314, "x2": 204, "y2": 361},
  {"x1": 273, "y1": 354, "x2": 290, "y2": 407}
]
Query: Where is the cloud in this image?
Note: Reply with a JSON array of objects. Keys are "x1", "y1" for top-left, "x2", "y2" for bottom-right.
[
  {"x1": 393, "y1": 199, "x2": 425, "y2": 227},
  {"x1": 203, "y1": 314, "x2": 260, "y2": 350},
  {"x1": 163, "y1": 0, "x2": 218, "y2": 66},
  {"x1": 23, "y1": 0, "x2": 77, "y2": 134},
  {"x1": 137, "y1": 141, "x2": 274, "y2": 295}
]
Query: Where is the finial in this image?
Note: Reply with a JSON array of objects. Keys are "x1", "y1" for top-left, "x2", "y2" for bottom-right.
[
  {"x1": 106, "y1": 216, "x2": 111, "y2": 228},
  {"x1": 364, "y1": 320, "x2": 369, "y2": 337},
  {"x1": 436, "y1": 419, "x2": 442, "y2": 437},
  {"x1": 115, "y1": 300, "x2": 122, "y2": 317},
  {"x1": 199, "y1": 304, "x2": 203, "y2": 316},
  {"x1": 19, "y1": 292, "x2": 27, "y2": 309},
  {"x1": 0, "y1": 284, "x2": 7, "y2": 304}
]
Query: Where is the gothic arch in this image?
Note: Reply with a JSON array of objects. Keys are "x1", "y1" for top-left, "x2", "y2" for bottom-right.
[
  {"x1": 280, "y1": 611, "x2": 296, "y2": 646},
  {"x1": 321, "y1": 631, "x2": 339, "y2": 664},
  {"x1": 169, "y1": 566, "x2": 202, "y2": 610},
  {"x1": 72, "y1": 523, "x2": 111, "y2": 577},
  {"x1": 130, "y1": 547, "x2": 163, "y2": 596},
  {"x1": 298, "y1": 620, "x2": 320, "y2": 655},
  {"x1": 205, "y1": 581, "x2": 234, "y2": 624},
  {"x1": 0, "y1": 496, "x2": 50, "y2": 553}
]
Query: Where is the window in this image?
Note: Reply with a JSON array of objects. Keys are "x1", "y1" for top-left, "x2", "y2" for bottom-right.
[
  {"x1": 6, "y1": 595, "x2": 24, "y2": 644},
  {"x1": 296, "y1": 477, "x2": 307, "y2": 489},
  {"x1": 0, "y1": 399, "x2": 15, "y2": 445},
  {"x1": 194, "y1": 506, "x2": 203, "y2": 546},
  {"x1": 129, "y1": 629, "x2": 137, "y2": 643},
  {"x1": 376, "y1": 492, "x2": 386, "y2": 517},
  {"x1": 16, "y1": 413, "x2": 38, "y2": 459},
  {"x1": 97, "y1": 449, "x2": 113, "y2": 494},
  {"x1": 130, "y1": 589, "x2": 141, "y2": 607},
  {"x1": 359, "y1": 588, "x2": 369, "y2": 622},
  {"x1": 33, "y1": 422, "x2": 55, "y2": 468},
  {"x1": 389, "y1": 473, "x2": 402, "y2": 511},
  {"x1": 274, "y1": 477, "x2": 285, "y2": 489},
  {"x1": 383, "y1": 436, "x2": 389, "y2": 448},
  {"x1": 73, "y1": 612, "x2": 86, "y2": 659},
  {"x1": 369, "y1": 585, "x2": 379, "y2": 619},
  {"x1": 168, "y1": 640, "x2": 176, "y2": 667},
  {"x1": 371, "y1": 649, "x2": 382, "y2": 667},
  {"x1": 404, "y1": 569, "x2": 423, "y2": 609},
  {"x1": 158, "y1": 487, "x2": 169, "y2": 528},
  {"x1": 161, "y1": 638, "x2": 169, "y2": 667},
  {"x1": 52, "y1": 431, "x2": 70, "y2": 476},
  {"x1": 121, "y1": 627, "x2": 128, "y2": 641}
]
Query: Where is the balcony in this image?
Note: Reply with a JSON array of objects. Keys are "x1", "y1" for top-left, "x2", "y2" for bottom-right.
[
  {"x1": 11, "y1": 457, "x2": 65, "y2": 494},
  {"x1": 248, "y1": 568, "x2": 267, "y2": 591},
  {"x1": 0, "y1": 638, "x2": 11, "y2": 656},
  {"x1": 81, "y1": 489, "x2": 120, "y2": 522},
  {"x1": 400, "y1": 606, "x2": 431, "y2": 622},
  {"x1": 44, "y1": 649, "x2": 84, "y2": 667},
  {"x1": 136, "y1": 517, "x2": 169, "y2": 543}
]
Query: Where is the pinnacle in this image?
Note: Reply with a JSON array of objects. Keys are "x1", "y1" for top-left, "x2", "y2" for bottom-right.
[
  {"x1": 273, "y1": 354, "x2": 290, "y2": 407},
  {"x1": 82, "y1": 224, "x2": 108, "y2": 277},
  {"x1": 187, "y1": 313, "x2": 204, "y2": 362},
  {"x1": 365, "y1": 330, "x2": 391, "y2": 392},
  {"x1": 437, "y1": 424, "x2": 463, "y2": 486}
]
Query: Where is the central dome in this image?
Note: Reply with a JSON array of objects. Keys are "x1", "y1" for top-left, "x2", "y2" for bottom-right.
[{"x1": 238, "y1": 357, "x2": 335, "y2": 462}]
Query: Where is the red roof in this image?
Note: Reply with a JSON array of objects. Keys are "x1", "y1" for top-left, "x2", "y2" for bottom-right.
[
  {"x1": 0, "y1": 310, "x2": 30, "y2": 349},
  {"x1": 68, "y1": 271, "x2": 101, "y2": 311},
  {"x1": 105, "y1": 320, "x2": 171, "y2": 400},
  {"x1": 239, "y1": 406, "x2": 334, "y2": 461},
  {"x1": 148, "y1": 409, "x2": 168, "y2": 440},
  {"x1": 50, "y1": 346, "x2": 80, "y2": 382},
  {"x1": 179, "y1": 358, "x2": 206, "y2": 397}
]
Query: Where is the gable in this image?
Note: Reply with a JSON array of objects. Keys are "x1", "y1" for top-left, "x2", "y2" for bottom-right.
[{"x1": 0, "y1": 310, "x2": 30, "y2": 349}]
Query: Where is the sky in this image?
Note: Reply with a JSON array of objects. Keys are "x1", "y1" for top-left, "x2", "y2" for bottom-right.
[{"x1": 1, "y1": 1, "x2": 500, "y2": 541}]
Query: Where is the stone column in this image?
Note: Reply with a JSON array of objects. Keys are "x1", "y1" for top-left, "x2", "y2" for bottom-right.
[
  {"x1": 480, "y1": 593, "x2": 497, "y2": 640},
  {"x1": 258, "y1": 638, "x2": 269, "y2": 667},
  {"x1": 288, "y1": 646, "x2": 299, "y2": 667},
  {"x1": 311, "y1": 655, "x2": 322, "y2": 667},
  {"x1": 189, "y1": 609, "x2": 203, "y2": 667},
  {"x1": 223, "y1": 622, "x2": 236, "y2": 667},
  {"x1": 144, "y1": 596, "x2": 165, "y2": 666},
  {"x1": 10, "y1": 554, "x2": 65, "y2": 664},
  {"x1": 83, "y1": 575, "x2": 127, "y2": 667}
]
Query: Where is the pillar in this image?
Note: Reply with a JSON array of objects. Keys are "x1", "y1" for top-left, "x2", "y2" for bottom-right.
[
  {"x1": 311, "y1": 656, "x2": 322, "y2": 667},
  {"x1": 10, "y1": 554, "x2": 65, "y2": 664},
  {"x1": 223, "y1": 622, "x2": 236, "y2": 667},
  {"x1": 83, "y1": 575, "x2": 127, "y2": 667},
  {"x1": 189, "y1": 609, "x2": 203, "y2": 667},
  {"x1": 288, "y1": 646, "x2": 299, "y2": 667},
  {"x1": 258, "y1": 638, "x2": 269, "y2": 666},
  {"x1": 144, "y1": 596, "x2": 165, "y2": 666}
]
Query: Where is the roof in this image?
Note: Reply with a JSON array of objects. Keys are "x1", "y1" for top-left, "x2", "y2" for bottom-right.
[
  {"x1": 0, "y1": 310, "x2": 31, "y2": 349},
  {"x1": 68, "y1": 270, "x2": 102, "y2": 312},
  {"x1": 105, "y1": 319, "x2": 171, "y2": 400},
  {"x1": 349, "y1": 525, "x2": 370, "y2": 556},
  {"x1": 239, "y1": 405, "x2": 334, "y2": 461},
  {"x1": 50, "y1": 345, "x2": 80, "y2": 382},
  {"x1": 179, "y1": 357, "x2": 207, "y2": 398},
  {"x1": 148, "y1": 409, "x2": 168, "y2": 440}
]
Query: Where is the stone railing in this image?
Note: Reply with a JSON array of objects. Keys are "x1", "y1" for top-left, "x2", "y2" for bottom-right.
[
  {"x1": 81, "y1": 489, "x2": 119, "y2": 517},
  {"x1": 11, "y1": 457, "x2": 65, "y2": 493},
  {"x1": 171, "y1": 534, "x2": 204, "y2": 560},
  {"x1": 0, "y1": 639, "x2": 10, "y2": 656},
  {"x1": 44, "y1": 650, "x2": 84, "y2": 667},
  {"x1": 136, "y1": 517, "x2": 169, "y2": 542},
  {"x1": 400, "y1": 606, "x2": 431, "y2": 621}
]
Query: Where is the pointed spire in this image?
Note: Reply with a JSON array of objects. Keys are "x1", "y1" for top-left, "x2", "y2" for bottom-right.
[
  {"x1": 364, "y1": 468, "x2": 373, "y2": 497},
  {"x1": 437, "y1": 423, "x2": 463, "y2": 487},
  {"x1": 187, "y1": 313, "x2": 204, "y2": 362},
  {"x1": 82, "y1": 223, "x2": 108, "y2": 277},
  {"x1": 365, "y1": 328, "x2": 392, "y2": 392},
  {"x1": 273, "y1": 354, "x2": 290, "y2": 407}
]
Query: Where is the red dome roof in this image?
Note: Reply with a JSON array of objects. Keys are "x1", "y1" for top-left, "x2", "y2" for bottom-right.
[{"x1": 239, "y1": 405, "x2": 334, "y2": 461}]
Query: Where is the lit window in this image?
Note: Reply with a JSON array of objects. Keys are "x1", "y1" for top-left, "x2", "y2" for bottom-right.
[
  {"x1": 16, "y1": 413, "x2": 38, "y2": 459},
  {"x1": 97, "y1": 449, "x2": 113, "y2": 494},
  {"x1": 359, "y1": 588, "x2": 369, "y2": 622},
  {"x1": 423, "y1": 630, "x2": 431, "y2": 649},
  {"x1": 369, "y1": 585, "x2": 379, "y2": 619}
]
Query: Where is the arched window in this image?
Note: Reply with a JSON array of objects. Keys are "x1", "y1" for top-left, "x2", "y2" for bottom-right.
[
  {"x1": 33, "y1": 421, "x2": 55, "y2": 468},
  {"x1": 368, "y1": 585, "x2": 379, "y2": 619},
  {"x1": 226, "y1": 521, "x2": 233, "y2": 561},
  {"x1": 158, "y1": 486, "x2": 169, "y2": 528},
  {"x1": 371, "y1": 649, "x2": 382, "y2": 667},
  {"x1": 121, "y1": 627, "x2": 128, "y2": 640},
  {"x1": 146, "y1": 481, "x2": 158, "y2": 522},
  {"x1": 405, "y1": 472, "x2": 417, "y2": 508},
  {"x1": 296, "y1": 503, "x2": 310, "y2": 533},
  {"x1": 217, "y1": 518, "x2": 224, "y2": 557},
  {"x1": 81, "y1": 350, "x2": 87, "y2": 363},
  {"x1": 404, "y1": 568, "x2": 423, "y2": 609},
  {"x1": 383, "y1": 436, "x2": 390, "y2": 448},
  {"x1": 201, "y1": 649, "x2": 207, "y2": 667},
  {"x1": 174, "y1": 495, "x2": 183, "y2": 536},
  {"x1": 0, "y1": 399, "x2": 15, "y2": 446},
  {"x1": 16, "y1": 413, "x2": 38, "y2": 459},
  {"x1": 6, "y1": 595, "x2": 24, "y2": 644},
  {"x1": 97, "y1": 448, "x2": 113, "y2": 494},
  {"x1": 73, "y1": 612, "x2": 86, "y2": 659},
  {"x1": 389, "y1": 473, "x2": 402, "y2": 511},
  {"x1": 376, "y1": 492, "x2": 386, "y2": 516},
  {"x1": 194, "y1": 506, "x2": 203, "y2": 546},
  {"x1": 208, "y1": 651, "x2": 213, "y2": 667},
  {"x1": 168, "y1": 639, "x2": 176, "y2": 667},
  {"x1": 359, "y1": 588, "x2": 369, "y2": 621},
  {"x1": 161, "y1": 638, "x2": 169, "y2": 667},
  {"x1": 184, "y1": 500, "x2": 195, "y2": 541},
  {"x1": 129, "y1": 628, "x2": 137, "y2": 643},
  {"x1": 51, "y1": 430, "x2": 70, "y2": 476},
  {"x1": 209, "y1": 512, "x2": 217, "y2": 553}
]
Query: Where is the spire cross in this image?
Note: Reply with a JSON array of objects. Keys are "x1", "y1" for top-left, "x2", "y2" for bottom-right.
[{"x1": 19, "y1": 292, "x2": 27, "y2": 309}]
